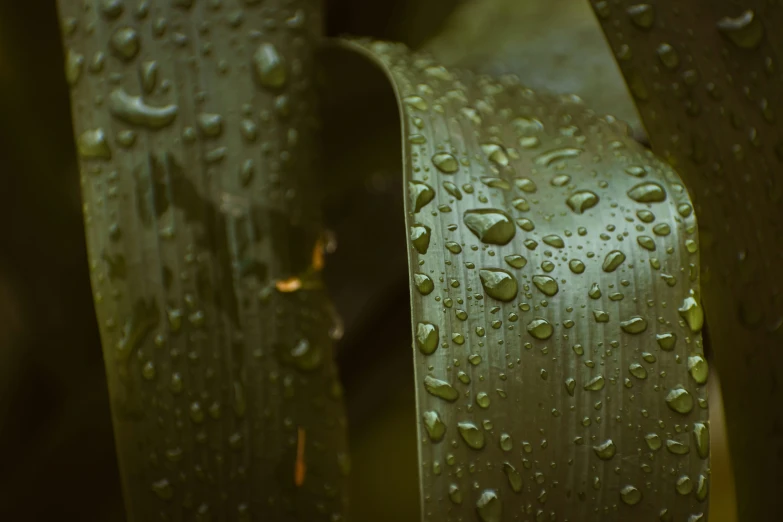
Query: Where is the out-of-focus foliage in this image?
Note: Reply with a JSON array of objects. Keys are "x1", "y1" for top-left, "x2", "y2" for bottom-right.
[{"x1": 423, "y1": 0, "x2": 643, "y2": 138}]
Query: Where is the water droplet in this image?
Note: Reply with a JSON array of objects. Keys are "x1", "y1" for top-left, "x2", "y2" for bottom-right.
[
  {"x1": 620, "y1": 485, "x2": 642, "y2": 505},
  {"x1": 627, "y1": 4, "x2": 655, "y2": 29},
  {"x1": 422, "y1": 411, "x2": 446, "y2": 442},
  {"x1": 542, "y1": 234, "x2": 564, "y2": 248},
  {"x1": 666, "y1": 439, "x2": 690, "y2": 455},
  {"x1": 645, "y1": 433, "x2": 662, "y2": 450},
  {"x1": 532, "y1": 275, "x2": 559, "y2": 296},
  {"x1": 657, "y1": 43, "x2": 680, "y2": 69},
  {"x1": 410, "y1": 224, "x2": 431, "y2": 254},
  {"x1": 414, "y1": 273, "x2": 434, "y2": 295},
  {"x1": 678, "y1": 295, "x2": 704, "y2": 332},
  {"x1": 665, "y1": 386, "x2": 694, "y2": 414},
  {"x1": 621, "y1": 316, "x2": 648, "y2": 334},
  {"x1": 503, "y1": 462, "x2": 523, "y2": 492},
  {"x1": 676, "y1": 475, "x2": 693, "y2": 495},
  {"x1": 432, "y1": 152, "x2": 459, "y2": 173},
  {"x1": 152, "y1": 478, "x2": 174, "y2": 500},
  {"x1": 458, "y1": 421, "x2": 486, "y2": 449},
  {"x1": 514, "y1": 177, "x2": 538, "y2": 193},
  {"x1": 253, "y1": 43, "x2": 287, "y2": 89},
  {"x1": 424, "y1": 375, "x2": 458, "y2": 401},
  {"x1": 139, "y1": 60, "x2": 158, "y2": 94},
  {"x1": 628, "y1": 182, "x2": 667, "y2": 203},
  {"x1": 637, "y1": 236, "x2": 656, "y2": 251},
  {"x1": 479, "y1": 268, "x2": 518, "y2": 302},
  {"x1": 443, "y1": 181, "x2": 462, "y2": 200},
  {"x1": 409, "y1": 181, "x2": 435, "y2": 213},
  {"x1": 566, "y1": 190, "x2": 600, "y2": 214},
  {"x1": 717, "y1": 10, "x2": 765, "y2": 49},
  {"x1": 629, "y1": 363, "x2": 648, "y2": 379},
  {"x1": 416, "y1": 322, "x2": 439, "y2": 355},
  {"x1": 476, "y1": 489, "x2": 502, "y2": 522},
  {"x1": 602, "y1": 250, "x2": 626, "y2": 272},
  {"x1": 693, "y1": 422, "x2": 709, "y2": 459},
  {"x1": 657, "y1": 332, "x2": 677, "y2": 351},
  {"x1": 482, "y1": 143, "x2": 509, "y2": 166},
  {"x1": 504, "y1": 254, "x2": 527, "y2": 269},
  {"x1": 77, "y1": 128, "x2": 112, "y2": 159},
  {"x1": 197, "y1": 113, "x2": 223, "y2": 137},
  {"x1": 624, "y1": 165, "x2": 647, "y2": 177},
  {"x1": 449, "y1": 484, "x2": 463, "y2": 505},
  {"x1": 110, "y1": 27, "x2": 140, "y2": 61},
  {"x1": 527, "y1": 318, "x2": 553, "y2": 340},
  {"x1": 101, "y1": 0, "x2": 125, "y2": 19},
  {"x1": 688, "y1": 355, "x2": 708, "y2": 384},
  {"x1": 594, "y1": 439, "x2": 616, "y2": 460},
  {"x1": 569, "y1": 259, "x2": 585, "y2": 274},
  {"x1": 584, "y1": 375, "x2": 605, "y2": 391},
  {"x1": 65, "y1": 49, "x2": 84, "y2": 86},
  {"x1": 464, "y1": 209, "x2": 515, "y2": 245},
  {"x1": 534, "y1": 147, "x2": 583, "y2": 166},
  {"x1": 109, "y1": 88, "x2": 178, "y2": 129},
  {"x1": 476, "y1": 391, "x2": 491, "y2": 408}
]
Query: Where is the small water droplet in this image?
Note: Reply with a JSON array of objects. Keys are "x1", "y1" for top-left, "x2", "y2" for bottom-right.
[{"x1": 627, "y1": 4, "x2": 655, "y2": 29}]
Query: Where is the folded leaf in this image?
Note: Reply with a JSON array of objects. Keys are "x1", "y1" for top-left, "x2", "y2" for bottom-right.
[
  {"x1": 331, "y1": 39, "x2": 710, "y2": 522},
  {"x1": 589, "y1": 1, "x2": 783, "y2": 519}
]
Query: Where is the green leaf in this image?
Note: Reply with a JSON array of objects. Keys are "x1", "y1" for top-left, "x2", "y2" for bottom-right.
[
  {"x1": 57, "y1": 1, "x2": 349, "y2": 520},
  {"x1": 329, "y1": 38, "x2": 710, "y2": 521},
  {"x1": 589, "y1": 1, "x2": 783, "y2": 519}
]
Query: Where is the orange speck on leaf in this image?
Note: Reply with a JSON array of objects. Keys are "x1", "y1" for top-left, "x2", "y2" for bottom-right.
[
  {"x1": 312, "y1": 238, "x2": 325, "y2": 271},
  {"x1": 275, "y1": 277, "x2": 302, "y2": 293},
  {"x1": 295, "y1": 427, "x2": 306, "y2": 486}
]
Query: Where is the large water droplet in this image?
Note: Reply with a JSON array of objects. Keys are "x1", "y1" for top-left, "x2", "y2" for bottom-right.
[
  {"x1": 424, "y1": 375, "x2": 458, "y2": 401},
  {"x1": 432, "y1": 152, "x2": 459, "y2": 173},
  {"x1": 532, "y1": 275, "x2": 559, "y2": 296},
  {"x1": 620, "y1": 316, "x2": 648, "y2": 334},
  {"x1": 692, "y1": 422, "x2": 709, "y2": 459},
  {"x1": 253, "y1": 43, "x2": 287, "y2": 88},
  {"x1": 665, "y1": 386, "x2": 694, "y2": 414},
  {"x1": 409, "y1": 181, "x2": 435, "y2": 213},
  {"x1": 458, "y1": 421, "x2": 486, "y2": 449},
  {"x1": 627, "y1": 4, "x2": 655, "y2": 29},
  {"x1": 77, "y1": 128, "x2": 112, "y2": 159},
  {"x1": 110, "y1": 27, "x2": 140, "y2": 61},
  {"x1": 481, "y1": 143, "x2": 509, "y2": 166},
  {"x1": 422, "y1": 411, "x2": 446, "y2": 442},
  {"x1": 620, "y1": 485, "x2": 642, "y2": 505},
  {"x1": 593, "y1": 439, "x2": 616, "y2": 460},
  {"x1": 527, "y1": 318, "x2": 553, "y2": 340},
  {"x1": 109, "y1": 88, "x2": 178, "y2": 129},
  {"x1": 416, "y1": 322, "x2": 439, "y2": 355},
  {"x1": 414, "y1": 273, "x2": 434, "y2": 295},
  {"x1": 479, "y1": 268, "x2": 518, "y2": 302},
  {"x1": 503, "y1": 462, "x2": 523, "y2": 492},
  {"x1": 410, "y1": 224, "x2": 431, "y2": 254},
  {"x1": 584, "y1": 375, "x2": 605, "y2": 391},
  {"x1": 679, "y1": 295, "x2": 704, "y2": 332},
  {"x1": 464, "y1": 209, "x2": 516, "y2": 244},
  {"x1": 717, "y1": 10, "x2": 765, "y2": 49},
  {"x1": 476, "y1": 489, "x2": 502, "y2": 522},
  {"x1": 534, "y1": 147, "x2": 583, "y2": 166},
  {"x1": 602, "y1": 250, "x2": 626, "y2": 272},
  {"x1": 628, "y1": 182, "x2": 667, "y2": 203},
  {"x1": 566, "y1": 190, "x2": 600, "y2": 214}
]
